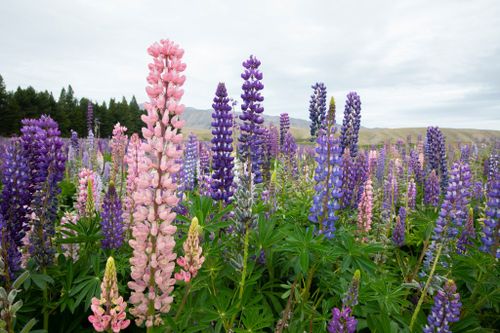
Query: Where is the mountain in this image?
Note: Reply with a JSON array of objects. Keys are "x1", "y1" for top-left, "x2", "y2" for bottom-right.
[{"x1": 173, "y1": 107, "x2": 500, "y2": 145}]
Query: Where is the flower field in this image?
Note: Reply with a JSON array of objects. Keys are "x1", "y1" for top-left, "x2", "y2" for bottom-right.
[{"x1": 0, "y1": 39, "x2": 499, "y2": 333}]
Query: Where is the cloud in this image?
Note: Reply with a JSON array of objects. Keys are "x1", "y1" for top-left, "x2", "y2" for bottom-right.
[{"x1": 0, "y1": 0, "x2": 499, "y2": 129}]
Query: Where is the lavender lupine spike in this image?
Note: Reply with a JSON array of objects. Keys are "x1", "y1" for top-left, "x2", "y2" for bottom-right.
[
  {"x1": 424, "y1": 170, "x2": 440, "y2": 207},
  {"x1": 423, "y1": 280, "x2": 461, "y2": 333},
  {"x1": 376, "y1": 146, "x2": 386, "y2": 185},
  {"x1": 392, "y1": 207, "x2": 406, "y2": 247},
  {"x1": 211, "y1": 82, "x2": 234, "y2": 203},
  {"x1": 425, "y1": 126, "x2": 448, "y2": 193},
  {"x1": 87, "y1": 100, "x2": 94, "y2": 136},
  {"x1": 239, "y1": 55, "x2": 265, "y2": 184},
  {"x1": 352, "y1": 152, "x2": 369, "y2": 207},
  {"x1": 327, "y1": 307, "x2": 357, "y2": 333},
  {"x1": 407, "y1": 178, "x2": 417, "y2": 210},
  {"x1": 423, "y1": 162, "x2": 472, "y2": 272},
  {"x1": 101, "y1": 182, "x2": 125, "y2": 249},
  {"x1": 0, "y1": 140, "x2": 31, "y2": 278},
  {"x1": 308, "y1": 82, "x2": 327, "y2": 139},
  {"x1": 343, "y1": 270, "x2": 361, "y2": 308},
  {"x1": 480, "y1": 165, "x2": 499, "y2": 257},
  {"x1": 181, "y1": 134, "x2": 198, "y2": 192},
  {"x1": 340, "y1": 149, "x2": 355, "y2": 209},
  {"x1": 281, "y1": 132, "x2": 298, "y2": 177},
  {"x1": 382, "y1": 160, "x2": 398, "y2": 214},
  {"x1": 309, "y1": 129, "x2": 343, "y2": 239},
  {"x1": 408, "y1": 149, "x2": 422, "y2": 183},
  {"x1": 279, "y1": 113, "x2": 290, "y2": 149},
  {"x1": 21, "y1": 115, "x2": 66, "y2": 268},
  {"x1": 457, "y1": 208, "x2": 475, "y2": 255},
  {"x1": 339, "y1": 92, "x2": 362, "y2": 157},
  {"x1": 267, "y1": 124, "x2": 279, "y2": 159}
]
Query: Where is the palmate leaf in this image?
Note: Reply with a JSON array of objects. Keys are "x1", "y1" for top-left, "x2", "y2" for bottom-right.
[
  {"x1": 234, "y1": 307, "x2": 274, "y2": 332},
  {"x1": 68, "y1": 275, "x2": 101, "y2": 312}
]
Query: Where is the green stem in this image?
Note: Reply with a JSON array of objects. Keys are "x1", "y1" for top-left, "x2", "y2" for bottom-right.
[
  {"x1": 174, "y1": 283, "x2": 191, "y2": 321},
  {"x1": 239, "y1": 225, "x2": 251, "y2": 300},
  {"x1": 42, "y1": 269, "x2": 49, "y2": 331},
  {"x1": 409, "y1": 242, "x2": 443, "y2": 332}
]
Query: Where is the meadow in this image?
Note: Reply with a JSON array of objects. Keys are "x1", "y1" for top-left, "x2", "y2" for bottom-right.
[{"x1": 0, "y1": 39, "x2": 499, "y2": 333}]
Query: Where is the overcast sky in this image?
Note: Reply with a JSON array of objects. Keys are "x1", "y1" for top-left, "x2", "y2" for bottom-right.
[{"x1": 1, "y1": 0, "x2": 499, "y2": 129}]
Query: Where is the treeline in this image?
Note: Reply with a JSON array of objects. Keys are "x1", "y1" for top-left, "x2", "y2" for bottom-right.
[{"x1": 0, "y1": 74, "x2": 145, "y2": 138}]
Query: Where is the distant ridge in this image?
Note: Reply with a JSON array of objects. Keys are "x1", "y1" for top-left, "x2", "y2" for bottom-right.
[{"x1": 144, "y1": 106, "x2": 499, "y2": 145}]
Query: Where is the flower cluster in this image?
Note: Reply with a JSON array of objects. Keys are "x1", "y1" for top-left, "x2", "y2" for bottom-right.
[
  {"x1": 110, "y1": 123, "x2": 128, "y2": 183},
  {"x1": 101, "y1": 183, "x2": 125, "y2": 249},
  {"x1": 128, "y1": 39, "x2": 186, "y2": 327},
  {"x1": 327, "y1": 307, "x2": 357, "y2": 333},
  {"x1": 480, "y1": 166, "x2": 499, "y2": 258},
  {"x1": 210, "y1": 83, "x2": 234, "y2": 203},
  {"x1": 392, "y1": 207, "x2": 406, "y2": 247},
  {"x1": 175, "y1": 217, "x2": 205, "y2": 282},
  {"x1": 424, "y1": 170, "x2": 440, "y2": 207},
  {"x1": 279, "y1": 113, "x2": 290, "y2": 149},
  {"x1": 239, "y1": 55, "x2": 265, "y2": 184},
  {"x1": 425, "y1": 126, "x2": 448, "y2": 193},
  {"x1": 423, "y1": 280, "x2": 461, "y2": 333},
  {"x1": 308, "y1": 82, "x2": 327, "y2": 139},
  {"x1": 123, "y1": 133, "x2": 143, "y2": 228},
  {"x1": 357, "y1": 178, "x2": 373, "y2": 240},
  {"x1": 339, "y1": 92, "x2": 362, "y2": 157},
  {"x1": 88, "y1": 257, "x2": 130, "y2": 332},
  {"x1": 76, "y1": 168, "x2": 99, "y2": 217},
  {"x1": 309, "y1": 129, "x2": 343, "y2": 239},
  {"x1": 181, "y1": 134, "x2": 198, "y2": 191},
  {"x1": 59, "y1": 211, "x2": 79, "y2": 261}
]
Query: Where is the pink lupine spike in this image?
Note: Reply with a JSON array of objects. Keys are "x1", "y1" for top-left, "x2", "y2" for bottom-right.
[{"x1": 128, "y1": 39, "x2": 186, "y2": 328}]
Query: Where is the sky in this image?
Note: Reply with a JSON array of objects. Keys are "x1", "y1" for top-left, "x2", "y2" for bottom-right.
[{"x1": 1, "y1": 0, "x2": 499, "y2": 130}]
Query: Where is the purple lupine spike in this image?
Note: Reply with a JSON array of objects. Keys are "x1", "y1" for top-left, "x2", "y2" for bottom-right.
[
  {"x1": 21, "y1": 115, "x2": 66, "y2": 268},
  {"x1": 340, "y1": 149, "x2": 355, "y2": 209},
  {"x1": 352, "y1": 151, "x2": 369, "y2": 207},
  {"x1": 480, "y1": 163, "x2": 499, "y2": 257},
  {"x1": 309, "y1": 129, "x2": 343, "y2": 239},
  {"x1": 460, "y1": 144, "x2": 470, "y2": 163},
  {"x1": 339, "y1": 92, "x2": 362, "y2": 157},
  {"x1": 87, "y1": 100, "x2": 94, "y2": 136},
  {"x1": 343, "y1": 270, "x2": 361, "y2": 308},
  {"x1": 267, "y1": 124, "x2": 279, "y2": 159},
  {"x1": 308, "y1": 82, "x2": 327, "y2": 139},
  {"x1": 279, "y1": 113, "x2": 290, "y2": 149},
  {"x1": 70, "y1": 129, "x2": 79, "y2": 156},
  {"x1": 423, "y1": 162, "x2": 472, "y2": 272},
  {"x1": 239, "y1": 55, "x2": 265, "y2": 184},
  {"x1": 392, "y1": 207, "x2": 406, "y2": 247},
  {"x1": 408, "y1": 149, "x2": 423, "y2": 183},
  {"x1": 407, "y1": 178, "x2": 417, "y2": 210},
  {"x1": 425, "y1": 126, "x2": 448, "y2": 194},
  {"x1": 260, "y1": 127, "x2": 272, "y2": 184},
  {"x1": 471, "y1": 181, "x2": 484, "y2": 202},
  {"x1": 327, "y1": 307, "x2": 357, "y2": 333},
  {"x1": 211, "y1": 82, "x2": 235, "y2": 203},
  {"x1": 457, "y1": 208, "x2": 475, "y2": 255},
  {"x1": 382, "y1": 160, "x2": 398, "y2": 213},
  {"x1": 424, "y1": 170, "x2": 440, "y2": 207},
  {"x1": 376, "y1": 146, "x2": 386, "y2": 185},
  {"x1": 423, "y1": 280, "x2": 461, "y2": 333},
  {"x1": 282, "y1": 132, "x2": 298, "y2": 177},
  {"x1": 182, "y1": 134, "x2": 198, "y2": 191},
  {"x1": 101, "y1": 182, "x2": 125, "y2": 249},
  {"x1": 199, "y1": 142, "x2": 210, "y2": 174},
  {"x1": 0, "y1": 140, "x2": 31, "y2": 278}
]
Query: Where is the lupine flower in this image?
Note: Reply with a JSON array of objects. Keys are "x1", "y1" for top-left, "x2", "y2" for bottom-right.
[
  {"x1": 457, "y1": 208, "x2": 475, "y2": 255},
  {"x1": 279, "y1": 113, "x2": 290, "y2": 148},
  {"x1": 407, "y1": 178, "x2": 417, "y2": 210},
  {"x1": 267, "y1": 124, "x2": 279, "y2": 159},
  {"x1": 88, "y1": 257, "x2": 130, "y2": 332},
  {"x1": 21, "y1": 115, "x2": 66, "y2": 268},
  {"x1": 343, "y1": 270, "x2": 361, "y2": 308},
  {"x1": 281, "y1": 132, "x2": 298, "y2": 177},
  {"x1": 309, "y1": 129, "x2": 343, "y2": 239},
  {"x1": 197, "y1": 142, "x2": 212, "y2": 197},
  {"x1": 101, "y1": 182, "x2": 125, "y2": 249},
  {"x1": 327, "y1": 307, "x2": 357, "y2": 333},
  {"x1": 239, "y1": 55, "x2": 265, "y2": 184},
  {"x1": 175, "y1": 217, "x2": 205, "y2": 282},
  {"x1": 128, "y1": 39, "x2": 185, "y2": 327},
  {"x1": 424, "y1": 170, "x2": 440, "y2": 207},
  {"x1": 382, "y1": 160, "x2": 398, "y2": 214},
  {"x1": 339, "y1": 92, "x2": 362, "y2": 157},
  {"x1": 181, "y1": 134, "x2": 198, "y2": 191},
  {"x1": 340, "y1": 149, "x2": 355, "y2": 209},
  {"x1": 260, "y1": 127, "x2": 272, "y2": 185},
  {"x1": 308, "y1": 82, "x2": 327, "y2": 139},
  {"x1": 0, "y1": 140, "x2": 31, "y2": 278},
  {"x1": 480, "y1": 167, "x2": 499, "y2": 257},
  {"x1": 60, "y1": 211, "x2": 79, "y2": 261},
  {"x1": 123, "y1": 133, "x2": 143, "y2": 228},
  {"x1": 471, "y1": 181, "x2": 484, "y2": 202},
  {"x1": 423, "y1": 162, "x2": 471, "y2": 272},
  {"x1": 69, "y1": 129, "x2": 80, "y2": 163},
  {"x1": 425, "y1": 126, "x2": 448, "y2": 193},
  {"x1": 353, "y1": 152, "x2": 369, "y2": 207},
  {"x1": 76, "y1": 168, "x2": 99, "y2": 217},
  {"x1": 376, "y1": 146, "x2": 386, "y2": 185},
  {"x1": 368, "y1": 149, "x2": 377, "y2": 176},
  {"x1": 357, "y1": 178, "x2": 373, "y2": 240},
  {"x1": 423, "y1": 280, "x2": 461, "y2": 333},
  {"x1": 408, "y1": 149, "x2": 423, "y2": 183},
  {"x1": 327, "y1": 96, "x2": 336, "y2": 128},
  {"x1": 392, "y1": 207, "x2": 406, "y2": 247},
  {"x1": 87, "y1": 101, "x2": 94, "y2": 136},
  {"x1": 110, "y1": 123, "x2": 128, "y2": 184},
  {"x1": 198, "y1": 142, "x2": 210, "y2": 173},
  {"x1": 210, "y1": 82, "x2": 234, "y2": 203}
]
